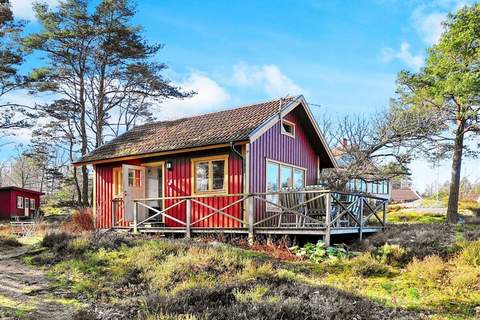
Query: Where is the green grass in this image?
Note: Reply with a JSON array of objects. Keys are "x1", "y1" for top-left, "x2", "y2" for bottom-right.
[
  {"x1": 387, "y1": 210, "x2": 446, "y2": 224},
  {"x1": 28, "y1": 230, "x2": 480, "y2": 319}
]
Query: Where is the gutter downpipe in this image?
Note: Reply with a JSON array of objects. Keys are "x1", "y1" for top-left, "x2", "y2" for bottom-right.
[{"x1": 230, "y1": 141, "x2": 244, "y2": 196}]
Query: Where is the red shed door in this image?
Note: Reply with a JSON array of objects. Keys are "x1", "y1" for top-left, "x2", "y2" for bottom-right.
[{"x1": 122, "y1": 165, "x2": 146, "y2": 222}]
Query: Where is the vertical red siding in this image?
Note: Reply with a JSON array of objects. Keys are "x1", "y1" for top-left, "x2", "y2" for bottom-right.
[
  {"x1": 163, "y1": 151, "x2": 243, "y2": 228},
  {"x1": 0, "y1": 189, "x2": 42, "y2": 219},
  {"x1": 95, "y1": 150, "x2": 243, "y2": 229},
  {"x1": 249, "y1": 109, "x2": 320, "y2": 223}
]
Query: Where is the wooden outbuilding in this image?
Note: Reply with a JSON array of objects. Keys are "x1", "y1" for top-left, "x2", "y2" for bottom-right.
[{"x1": 0, "y1": 186, "x2": 43, "y2": 219}]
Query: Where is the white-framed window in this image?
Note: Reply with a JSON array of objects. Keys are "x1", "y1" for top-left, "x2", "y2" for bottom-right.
[
  {"x1": 281, "y1": 120, "x2": 295, "y2": 138},
  {"x1": 192, "y1": 155, "x2": 228, "y2": 194},
  {"x1": 266, "y1": 160, "x2": 305, "y2": 211},
  {"x1": 30, "y1": 198, "x2": 35, "y2": 210},
  {"x1": 17, "y1": 196, "x2": 24, "y2": 209}
]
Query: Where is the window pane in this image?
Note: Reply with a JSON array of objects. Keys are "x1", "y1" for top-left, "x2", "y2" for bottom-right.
[
  {"x1": 266, "y1": 162, "x2": 279, "y2": 192},
  {"x1": 212, "y1": 160, "x2": 225, "y2": 190},
  {"x1": 25, "y1": 198, "x2": 29, "y2": 209},
  {"x1": 17, "y1": 196, "x2": 23, "y2": 209},
  {"x1": 128, "y1": 170, "x2": 134, "y2": 187},
  {"x1": 266, "y1": 162, "x2": 280, "y2": 210},
  {"x1": 280, "y1": 165, "x2": 293, "y2": 189},
  {"x1": 30, "y1": 199, "x2": 35, "y2": 209},
  {"x1": 294, "y1": 169, "x2": 305, "y2": 189},
  {"x1": 195, "y1": 162, "x2": 209, "y2": 192}
]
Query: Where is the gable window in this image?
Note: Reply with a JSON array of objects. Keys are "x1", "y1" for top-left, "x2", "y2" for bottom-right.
[
  {"x1": 266, "y1": 160, "x2": 306, "y2": 211},
  {"x1": 113, "y1": 167, "x2": 124, "y2": 197},
  {"x1": 192, "y1": 155, "x2": 228, "y2": 194},
  {"x1": 17, "y1": 196, "x2": 24, "y2": 209},
  {"x1": 281, "y1": 120, "x2": 295, "y2": 138}
]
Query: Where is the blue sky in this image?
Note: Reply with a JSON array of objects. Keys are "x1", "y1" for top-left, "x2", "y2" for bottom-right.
[{"x1": 5, "y1": 0, "x2": 480, "y2": 192}]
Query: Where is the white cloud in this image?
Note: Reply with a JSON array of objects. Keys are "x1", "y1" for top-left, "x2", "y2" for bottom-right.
[
  {"x1": 155, "y1": 72, "x2": 230, "y2": 120},
  {"x1": 410, "y1": 0, "x2": 476, "y2": 46},
  {"x1": 411, "y1": 8, "x2": 446, "y2": 46},
  {"x1": 10, "y1": 0, "x2": 58, "y2": 20},
  {"x1": 232, "y1": 62, "x2": 304, "y2": 97},
  {"x1": 381, "y1": 42, "x2": 424, "y2": 71}
]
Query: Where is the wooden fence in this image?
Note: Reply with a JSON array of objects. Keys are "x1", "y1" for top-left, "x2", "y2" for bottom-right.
[{"x1": 113, "y1": 190, "x2": 388, "y2": 246}]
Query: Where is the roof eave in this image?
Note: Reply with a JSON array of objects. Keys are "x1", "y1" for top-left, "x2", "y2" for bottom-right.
[{"x1": 73, "y1": 140, "x2": 249, "y2": 167}]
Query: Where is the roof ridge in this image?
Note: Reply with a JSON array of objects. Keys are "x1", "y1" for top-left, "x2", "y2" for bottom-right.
[{"x1": 134, "y1": 95, "x2": 300, "y2": 129}]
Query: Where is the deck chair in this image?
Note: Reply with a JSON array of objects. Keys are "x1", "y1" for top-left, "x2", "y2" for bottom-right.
[
  {"x1": 304, "y1": 190, "x2": 327, "y2": 227},
  {"x1": 278, "y1": 188, "x2": 305, "y2": 227}
]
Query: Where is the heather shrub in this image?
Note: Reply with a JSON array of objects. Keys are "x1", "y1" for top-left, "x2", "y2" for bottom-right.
[
  {"x1": 350, "y1": 253, "x2": 393, "y2": 277},
  {"x1": 449, "y1": 264, "x2": 480, "y2": 292},
  {"x1": 373, "y1": 244, "x2": 408, "y2": 267},
  {"x1": 0, "y1": 233, "x2": 21, "y2": 249},
  {"x1": 457, "y1": 240, "x2": 480, "y2": 267},
  {"x1": 41, "y1": 232, "x2": 74, "y2": 250},
  {"x1": 405, "y1": 256, "x2": 445, "y2": 284},
  {"x1": 357, "y1": 224, "x2": 454, "y2": 261}
]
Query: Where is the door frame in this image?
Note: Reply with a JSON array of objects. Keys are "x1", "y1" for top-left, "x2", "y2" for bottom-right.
[{"x1": 142, "y1": 161, "x2": 165, "y2": 222}]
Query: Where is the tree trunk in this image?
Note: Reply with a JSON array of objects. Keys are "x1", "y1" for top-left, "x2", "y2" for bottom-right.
[
  {"x1": 73, "y1": 165, "x2": 82, "y2": 204},
  {"x1": 81, "y1": 165, "x2": 89, "y2": 207},
  {"x1": 446, "y1": 120, "x2": 465, "y2": 223}
]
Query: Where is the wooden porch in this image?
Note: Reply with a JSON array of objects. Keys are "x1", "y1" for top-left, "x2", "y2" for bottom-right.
[{"x1": 111, "y1": 190, "x2": 388, "y2": 246}]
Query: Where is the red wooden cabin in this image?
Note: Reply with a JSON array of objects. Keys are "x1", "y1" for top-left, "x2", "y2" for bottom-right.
[
  {"x1": 74, "y1": 95, "x2": 338, "y2": 230},
  {"x1": 0, "y1": 186, "x2": 43, "y2": 219}
]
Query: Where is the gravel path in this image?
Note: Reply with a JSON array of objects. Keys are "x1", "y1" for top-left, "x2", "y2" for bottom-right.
[{"x1": 0, "y1": 246, "x2": 76, "y2": 320}]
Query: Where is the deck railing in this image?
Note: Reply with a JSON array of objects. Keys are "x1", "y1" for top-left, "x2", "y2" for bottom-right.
[{"x1": 121, "y1": 190, "x2": 388, "y2": 245}]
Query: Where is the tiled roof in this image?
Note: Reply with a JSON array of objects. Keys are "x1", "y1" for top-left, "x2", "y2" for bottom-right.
[{"x1": 75, "y1": 97, "x2": 297, "y2": 164}]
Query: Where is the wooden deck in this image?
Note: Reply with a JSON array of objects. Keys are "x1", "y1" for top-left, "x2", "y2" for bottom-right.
[{"x1": 112, "y1": 190, "x2": 388, "y2": 246}]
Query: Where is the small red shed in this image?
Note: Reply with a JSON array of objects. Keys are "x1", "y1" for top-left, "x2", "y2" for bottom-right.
[{"x1": 0, "y1": 186, "x2": 44, "y2": 219}]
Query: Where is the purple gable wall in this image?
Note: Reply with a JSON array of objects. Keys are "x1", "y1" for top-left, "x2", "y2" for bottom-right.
[
  {"x1": 249, "y1": 109, "x2": 319, "y2": 194},
  {"x1": 248, "y1": 107, "x2": 320, "y2": 224}
]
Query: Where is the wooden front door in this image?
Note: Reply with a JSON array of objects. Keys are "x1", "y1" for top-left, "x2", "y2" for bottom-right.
[{"x1": 123, "y1": 164, "x2": 146, "y2": 221}]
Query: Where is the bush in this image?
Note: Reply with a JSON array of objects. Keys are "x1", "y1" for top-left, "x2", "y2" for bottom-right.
[
  {"x1": 62, "y1": 208, "x2": 95, "y2": 233},
  {"x1": 373, "y1": 244, "x2": 408, "y2": 267},
  {"x1": 405, "y1": 256, "x2": 445, "y2": 284},
  {"x1": 41, "y1": 232, "x2": 74, "y2": 250},
  {"x1": 350, "y1": 253, "x2": 393, "y2": 277},
  {"x1": 457, "y1": 240, "x2": 480, "y2": 267},
  {"x1": 356, "y1": 224, "x2": 455, "y2": 261},
  {"x1": 0, "y1": 234, "x2": 21, "y2": 249}
]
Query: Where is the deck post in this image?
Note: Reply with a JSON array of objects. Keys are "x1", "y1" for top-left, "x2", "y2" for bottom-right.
[
  {"x1": 382, "y1": 201, "x2": 387, "y2": 230},
  {"x1": 247, "y1": 196, "x2": 254, "y2": 245},
  {"x1": 324, "y1": 192, "x2": 332, "y2": 247},
  {"x1": 133, "y1": 201, "x2": 138, "y2": 234},
  {"x1": 111, "y1": 202, "x2": 115, "y2": 229},
  {"x1": 359, "y1": 196, "x2": 364, "y2": 241},
  {"x1": 186, "y1": 199, "x2": 191, "y2": 238}
]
